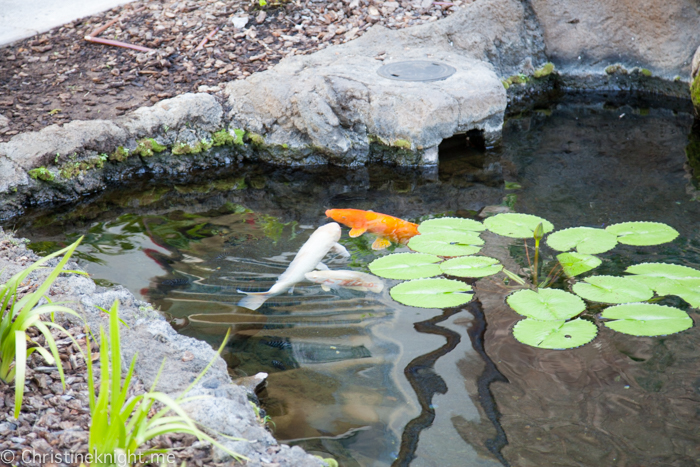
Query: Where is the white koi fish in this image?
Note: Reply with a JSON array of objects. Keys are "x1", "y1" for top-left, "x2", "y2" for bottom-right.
[
  {"x1": 304, "y1": 270, "x2": 384, "y2": 293},
  {"x1": 237, "y1": 222, "x2": 349, "y2": 310}
]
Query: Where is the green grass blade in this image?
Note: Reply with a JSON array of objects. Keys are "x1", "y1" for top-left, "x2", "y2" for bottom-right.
[
  {"x1": 108, "y1": 300, "x2": 121, "y2": 419},
  {"x1": 13, "y1": 330, "x2": 27, "y2": 418}
]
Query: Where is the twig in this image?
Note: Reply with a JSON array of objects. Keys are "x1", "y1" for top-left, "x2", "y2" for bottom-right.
[
  {"x1": 86, "y1": 6, "x2": 145, "y2": 39},
  {"x1": 523, "y1": 238, "x2": 532, "y2": 271},
  {"x1": 84, "y1": 37, "x2": 154, "y2": 53},
  {"x1": 195, "y1": 26, "x2": 220, "y2": 51}
]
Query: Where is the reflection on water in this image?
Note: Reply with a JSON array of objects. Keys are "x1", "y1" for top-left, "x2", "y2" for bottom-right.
[{"x1": 12, "y1": 93, "x2": 700, "y2": 466}]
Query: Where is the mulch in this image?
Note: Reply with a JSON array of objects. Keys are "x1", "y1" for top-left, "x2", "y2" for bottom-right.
[{"x1": 0, "y1": 0, "x2": 466, "y2": 142}]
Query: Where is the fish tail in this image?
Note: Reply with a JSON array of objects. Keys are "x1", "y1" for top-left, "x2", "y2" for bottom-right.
[{"x1": 237, "y1": 289, "x2": 271, "y2": 310}]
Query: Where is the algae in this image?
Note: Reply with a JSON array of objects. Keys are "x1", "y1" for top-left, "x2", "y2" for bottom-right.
[
  {"x1": 133, "y1": 138, "x2": 167, "y2": 157},
  {"x1": 28, "y1": 167, "x2": 55, "y2": 182},
  {"x1": 533, "y1": 62, "x2": 555, "y2": 79}
]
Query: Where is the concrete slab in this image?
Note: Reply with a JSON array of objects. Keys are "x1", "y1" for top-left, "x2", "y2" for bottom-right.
[{"x1": 0, "y1": 0, "x2": 135, "y2": 47}]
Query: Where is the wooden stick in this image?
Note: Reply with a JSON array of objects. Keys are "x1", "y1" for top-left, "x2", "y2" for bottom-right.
[
  {"x1": 194, "y1": 27, "x2": 220, "y2": 51},
  {"x1": 84, "y1": 36, "x2": 154, "y2": 53},
  {"x1": 86, "y1": 6, "x2": 145, "y2": 39}
]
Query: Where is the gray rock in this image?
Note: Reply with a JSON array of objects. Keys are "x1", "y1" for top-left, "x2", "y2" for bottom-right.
[
  {"x1": 531, "y1": 0, "x2": 700, "y2": 80},
  {"x1": 0, "y1": 156, "x2": 28, "y2": 193}
]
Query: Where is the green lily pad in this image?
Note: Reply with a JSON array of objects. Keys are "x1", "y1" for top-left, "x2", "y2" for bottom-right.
[
  {"x1": 556, "y1": 252, "x2": 602, "y2": 278},
  {"x1": 440, "y1": 256, "x2": 502, "y2": 278},
  {"x1": 390, "y1": 278, "x2": 474, "y2": 308},
  {"x1": 513, "y1": 318, "x2": 597, "y2": 349},
  {"x1": 605, "y1": 221, "x2": 679, "y2": 246},
  {"x1": 602, "y1": 303, "x2": 693, "y2": 336},
  {"x1": 368, "y1": 253, "x2": 442, "y2": 280},
  {"x1": 484, "y1": 213, "x2": 554, "y2": 239},
  {"x1": 624, "y1": 263, "x2": 700, "y2": 307},
  {"x1": 408, "y1": 231, "x2": 483, "y2": 256},
  {"x1": 418, "y1": 217, "x2": 485, "y2": 234},
  {"x1": 507, "y1": 289, "x2": 586, "y2": 320},
  {"x1": 572, "y1": 276, "x2": 653, "y2": 304},
  {"x1": 625, "y1": 262, "x2": 700, "y2": 280},
  {"x1": 546, "y1": 227, "x2": 618, "y2": 254},
  {"x1": 651, "y1": 278, "x2": 700, "y2": 308}
]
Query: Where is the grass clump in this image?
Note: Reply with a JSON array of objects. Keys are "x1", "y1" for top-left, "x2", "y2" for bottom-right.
[
  {"x1": 86, "y1": 300, "x2": 246, "y2": 465},
  {"x1": 133, "y1": 138, "x2": 166, "y2": 157},
  {"x1": 28, "y1": 167, "x2": 54, "y2": 182},
  {"x1": 0, "y1": 238, "x2": 85, "y2": 417},
  {"x1": 533, "y1": 62, "x2": 555, "y2": 79}
]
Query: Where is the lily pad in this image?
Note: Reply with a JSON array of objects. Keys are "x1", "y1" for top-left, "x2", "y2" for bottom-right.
[
  {"x1": 605, "y1": 221, "x2": 679, "y2": 246},
  {"x1": 408, "y1": 231, "x2": 483, "y2": 256},
  {"x1": 390, "y1": 278, "x2": 474, "y2": 308},
  {"x1": 625, "y1": 262, "x2": 700, "y2": 280},
  {"x1": 368, "y1": 253, "x2": 442, "y2": 280},
  {"x1": 513, "y1": 318, "x2": 597, "y2": 349},
  {"x1": 507, "y1": 289, "x2": 586, "y2": 320},
  {"x1": 546, "y1": 227, "x2": 618, "y2": 254},
  {"x1": 602, "y1": 303, "x2": 693, "y2": 336},
  {"x1": 484, "y1": 213, "x2": 554, "y2": 239},
  {"x1": 556, "y1": 252, "x2": 602, "y2": 278},
  {"x1": 572, "y1": 276, "x2": 653, "y2": 304},
  {"x1": 440, "y1": 256, "x2": 502, "y2": 278},
  {"x1": 651, "y1": 278, "x2": 700, "y2": 308},
  {"x1": 624, "y1": 263, "x2": 700, "y2": 307},
  {"x1": 418, "y1": 217, "x2": 485, "y2": 234}
]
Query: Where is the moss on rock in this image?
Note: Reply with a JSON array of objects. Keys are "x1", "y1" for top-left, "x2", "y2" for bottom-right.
[
  {"x1": 28, "y1": 167, "x2": 55, "y2": 182},
  {"x1": 212, "y1": 129, "x2": 235, "y2": 147},
  {"x1": 172, "y1": 139, "x2": 213, "y2": 155},
  {"x1": 248, "y1": 132, "x2": 265, "y2": 146},
  {"x1": 533, "y1": 62, "x2": 555, "y2": 79},
  {"x1": 690, "y1": 74, "x2": 700, "y2": 110},
  {"x1": 133, "y1": 138, "x2": 166, "y2": 157},
  {"x1": 110, "y1": 146, "x2": 130, "y2": 162},
  {"x1": 392, "y1": 139, "x2": 412, "y2": 150}
]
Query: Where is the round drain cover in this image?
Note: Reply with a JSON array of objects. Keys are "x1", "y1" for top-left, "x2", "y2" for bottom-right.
[{"x1": 377, "y1": 60, "x2": 456, "y2": 82}]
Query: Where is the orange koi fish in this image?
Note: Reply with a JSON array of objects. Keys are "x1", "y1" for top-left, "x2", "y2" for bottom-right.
[{"x1": 325, "y1": 208, "x2": 419, "y2": 250}]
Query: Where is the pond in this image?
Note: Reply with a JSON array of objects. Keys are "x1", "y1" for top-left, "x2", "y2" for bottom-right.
[{"x1": 11, "y1": 93, "x2": 700, "y2": 467}]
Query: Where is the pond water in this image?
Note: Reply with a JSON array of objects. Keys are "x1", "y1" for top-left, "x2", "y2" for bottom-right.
[{"x1": 11, "y1": 93, "x2": 700, "y2": 467}]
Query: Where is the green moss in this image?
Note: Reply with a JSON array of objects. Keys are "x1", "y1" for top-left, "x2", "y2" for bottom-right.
[
  {"x1": 690, "y1": 74, "x2": 700, "y2": 110},
  {"x1": 605, "y1": 64, "x2": 627, "y2": 75},
  {"x1": 640, "y1": 68, "x2": 652, "y2": 77},
  {"x1": 232, "y1": 128, "x2": 245, "y2": 145},
  {"x1": 28, "y1": 167, "x2": 54, "y2": 182},
  {"x1": 110, "y1": 146, "x2": 130, "y2": 162},
  {"x1": 533, "y1": 62, "x2": 555, "y2": 79},
  {"x1": 507, "y1": 74, "x2": 529, "y2": 85},
  {"x1": 58, "y1": 155, "x2": 107, "y2": 178},
  {"x1": 212, "y1": 129, "x2": 235, "y2": 147},
  {"x1": 133, "y1": 138, "x2": 166, "y2": 157},
  {"x1": 172, "y1": 139, "x2": 213, "y2": 155},
  {"x1": 248, "y1": 132, "x2": 265, "y2": 146},
  {"x1": 502, "y1": 80, "x2": 510, "y2": 90},
  {"x1": 282, "y1": 143, "x2": 289, "y2": 149},
  {"x1": 392, "y1": 139, "x2": 412, "y2": 150},
  {"x1": 171, "y1": 142, "x2": 192, "y2": 155}
]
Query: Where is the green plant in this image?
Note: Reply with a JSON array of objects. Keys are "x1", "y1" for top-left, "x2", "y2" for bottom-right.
[
  {"x1": 110, "y1": 146, "x2": 130, "y2": 162},
  {"x1": 133, "y1": 138, "x2": 166, "y2": 157},
  {"x1": 28, "y1": 167, "x2": 55, "y2": 182},
  {"x1": 533, "y1": 62, "x2": 555, "y2": 79},
  {"x1": 0, "y1": 238, "x2": 85, "y2": 417},
  {"x1": 368, "y1": 215, "x2": 695, "y2": 350},
  {"x1": 86, "y1": 300, "x2": 246, "y2": 466}
]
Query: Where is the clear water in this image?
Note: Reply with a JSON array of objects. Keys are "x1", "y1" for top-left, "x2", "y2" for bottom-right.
[{"x1": 13, "y1": 93, "x2": 700, "y2": 466}]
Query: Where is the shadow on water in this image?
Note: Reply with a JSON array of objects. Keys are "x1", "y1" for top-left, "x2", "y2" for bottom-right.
[{"x1": 8, "y1": 92, "x2": 700, "y2": 466}]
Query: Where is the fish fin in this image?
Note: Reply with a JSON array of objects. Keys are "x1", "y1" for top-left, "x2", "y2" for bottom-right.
[
  {"x1": 371, "y1": 237, "x2": 392, "y2": 250},
  {"x1": 331, "y1": 242, "x2": 351, "y2": 257},
  {"x1": 316, "y1": 262, "x2": 329, "y2": 270},
  {"x1": 237, "y1": 290, "x2": 271, "y2": 311},
  {"x1": 349, "y1": 227, "x2": 367, "y2": 237},
  {"x1": 321, "y1": 285, "x2": 331, "y2": 292}
]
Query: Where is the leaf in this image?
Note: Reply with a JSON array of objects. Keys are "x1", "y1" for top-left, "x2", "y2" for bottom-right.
[
  {"x1": 547, "y1": 227, "x2": 618, "y2": 254},
  {"x1": 440, "y1": 256, "x2": 502, "y2": 278},
  {"x1": 418, "y1": 217, "x2": 485, "y2": 234},
  {"x1": 556, "y1": 252, "x2": 602, "y2": 277},
  {"x1": 625, "y1": 263, "x2": 700, "y2": 307},
  {"x1": 601, "y1": 303, "x2": 693, "y2": 336},
  {"x1": 368, "y1": 253, "x2": 442, "y2": 280},
  {"x1": 572, "y1": 276, "x2": 653, "y2": 304},
  {"x1": 625, "y1": 262, "x2": 700, "y2": 280},
  {"x1": 484, "y1": 213, "x2": 554, "y2": 238},
  {"x1": 407, "y1": 231, "x2": 483, "y2": 256},
  {"x1": 605, "y1": 221, "x2": 679, "y2": 246},
  {"x1": 502, "y1": 268, "x2": 526, "y2": 285},
  {"x1": 513, "y1": 318, "x2": 597, "y2": 349},
  {"x1": 390, "y1": 279, "x2": 473, "y2": 308},
  {"x1": 507, "y1": 289, "x2": 586, "y2": 320}
]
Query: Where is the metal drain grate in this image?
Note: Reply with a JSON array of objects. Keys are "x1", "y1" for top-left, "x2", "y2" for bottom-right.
[{"x1": 377, "y1": 60, "x2": 456, "y2": 82}]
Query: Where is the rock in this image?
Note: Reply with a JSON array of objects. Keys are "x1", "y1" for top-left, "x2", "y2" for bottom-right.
[
  {"x1": 230, "y1": 15, "x2": 249, "y2": 29},
  {"x1": 530, "y1": 0, "x2": 700, "y2": 80},
  {"x1": 224, "y1": 0, "x2": 542, "y2": 166}
]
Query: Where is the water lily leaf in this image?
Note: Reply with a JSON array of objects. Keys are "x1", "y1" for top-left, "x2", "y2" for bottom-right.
[
  {"x1": 650, "y1": 278, "x2": 700, "y2": 308},
  {"x1": 390, "y1": 278, "x2": 473, "y2": 308},
  {"x1": 625, "y1": 262, "x2": 700, "y2": 280},
  {"x1": 418, "y1": 217, "x2": 485, "y2": 234},
  {"x1": 440, "y1": 256, "x2": 502, "y2": 278},
  {"x1": 572, "y1": 276, "x2": 653, "y2": 303},
  {"x1": 507, "y1": 288, "x2": 586, "y2": 320},
  {"x1": 484, "y1": 213, "x2": 554, "y2": 238},
  {"x1": 368, "y1": 253, "x2": 442, "y2": 280},
  {"x1": 556, "y1": 252, "x2": 602, "y2": 278},
  {"x1": 513, "y1": 318, "x2": 597, "y2": 349},
  {"x1": 408, "y1": 231, "x2": 483, "y2": 256},
  {"x1": 546, "y1": 227, "x2": 618, "y2": 254},
  {"x1": 602, "y1": 303, "x2": 693, "y2": 336},
  {"x1": 624, "y1": 263, "x2": 700, "y2": 307},
  {"x1": 605, "y1": 221, "x2": 679, "y2": 246}
]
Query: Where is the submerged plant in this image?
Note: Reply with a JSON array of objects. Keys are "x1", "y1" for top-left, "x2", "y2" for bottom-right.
[
  {"x1": 0, "y1": 238, "x2": 85, "y2": 417},
  {"x1": 367, "y1": 214, "x2": 696, "y2": 350}
]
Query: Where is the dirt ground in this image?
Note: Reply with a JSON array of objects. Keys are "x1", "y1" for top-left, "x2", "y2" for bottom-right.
[{"x1": 0, "y1": 0, "x2": 465, "y2": 142}]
